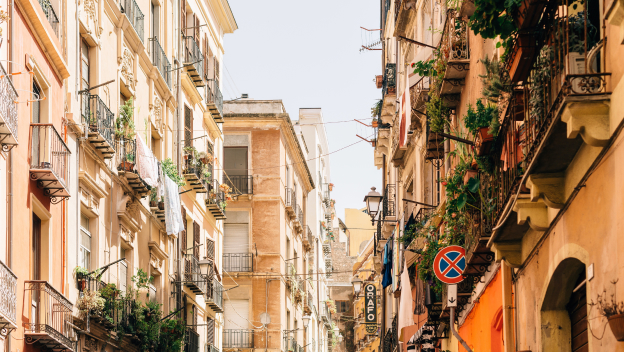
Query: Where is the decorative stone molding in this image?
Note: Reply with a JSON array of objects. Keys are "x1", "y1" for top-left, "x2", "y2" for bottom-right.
[
  {"x1": 119, "y1": 224, "x2": 135, "y2": 247},
  {"x1": 120, "y1": 48, "x2": 135, "y2": 87},
  {"x1": 526, "y1": 173, "x2": 565, "y2": 209},
  {"x1": 118, "y1": 194, "x2": 140, "y2": 237},
  {"x1": 561, "y1": 100, "x2": 610, "y2": 147},
  {"x1": 151, "y1": 96, "x2": 164, "y2": 135},
  {"x1": 148, "y1": 240, "x2": 168, "y2": 275},
  {"x1": 491, "y1": 242, "x2": 523, "y2": 268},
  {"x1": 513, "y1": 198, "x2": 550, "y2": 231}
]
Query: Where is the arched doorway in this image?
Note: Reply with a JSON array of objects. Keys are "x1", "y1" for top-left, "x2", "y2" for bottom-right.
[{"x1": 540, "y1": 258, "x2": 588, "y2": 352}]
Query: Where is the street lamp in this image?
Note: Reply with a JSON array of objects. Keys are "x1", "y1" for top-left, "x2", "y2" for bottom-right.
[
  {"x1": 363, "y1": 187, "x2": 383, "y2": 221},
  {"x1": 351, "y1": 277, "x2": 363, "y2": 296},
  {"x1": 198, "y1": 259, "x2": 213, "y2": 276},
  {"x1": 337, "y1": 333, "x2": 343, "y2": 343},
  {"x1": 302, "y1": 315, "x2": 311, "y2": 328}
]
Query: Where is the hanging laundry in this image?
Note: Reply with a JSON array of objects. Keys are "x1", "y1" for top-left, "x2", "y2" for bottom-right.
[
  {"x1": 135, "y1": 134, "x2": 158, "y2": 187},
  {"x1": 382, "y1": 239, "x2": 393, "y2": 289},
  {"x1": 398, "y1": 258, "x2": 414, "y2": 340},
  {"x1": 163, "y1": 173, "x2": 184, "y2": 235}
]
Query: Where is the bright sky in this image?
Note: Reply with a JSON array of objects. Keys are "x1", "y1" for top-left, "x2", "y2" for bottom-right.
[{"x1": 223, "y1": 0, "x2": 382, "y2": 219}]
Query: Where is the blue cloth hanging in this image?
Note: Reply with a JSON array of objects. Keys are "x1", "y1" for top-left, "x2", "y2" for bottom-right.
[{"x1": 382, "y1": 239, "x2": 393, "y2": 288}]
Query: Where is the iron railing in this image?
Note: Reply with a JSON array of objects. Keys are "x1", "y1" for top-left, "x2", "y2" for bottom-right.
[
  {"x1": 37, "y1": 0, "x2": 60, "y2": 38},
  {"x1": 184, "y1": 254, "x2": 206, "y2": 294},
  {"x1": 151, "y1": 36, "x2": 171, "y2": 88},
  {"x1": 76, "y1": 273, "x2": 106, "y2": 293},
  {"x1": 205, "y1": 279, "x2": 223, "y2": 310},
  {"x1": 440, "y1": 11, "x2": 469, "y2": 61},
  {"x1": 81, "y1": 94, "x2": 116, "y2": 150},
  {"x1": 207, "y1": 179, "x2": 226, "y2": 211},
  {"x1": 30, "y1": 124, "x2": 71, "y2": 188},
  {"x1": 116, "y1": 137, "x2": 136, "y2": 171},
  {"x1": 285, "y1": 187, "x2": 296, "y2": 209},
  {"x1": 121, "y1": 0, "x2": 144, "y2": 42},
  {"x1": 320, "y1": 305, "x2": 332, "y2": 325},
  {"x1": 382, "y1": 184, "x2": 396, "y2": 218},
  {"x1": 223, "y1": 329, "x2": 254, "y2": 348},
  {"x1": 223, "y1": 253, "x2": 253, "y2": 272},
  {"x1": 186, "y1": 328, "x2": 200, "y2": 352},
  {"x1": 183, "y1": 35, "x2": 204, "y2": 83},
  {"x1": 206, "y1": 79, "x2": 223, "y2": 117},
  {"x1": 24, "y1": 281, "x2": 74, "y2": 350},
  {"x1": 184, "y1": 157, "x2": 210, "y2": 192},
  {"x1": 206, "y1": 344, "x2": 220, "y2": 352},
  {"x1": 382, "y1": 63, "x2": 396, "y2": 97},
  {"x1": 0, "y1": 260, "x2": 16, "y2": 327},
  {"x1": 224, "y1": 175, "x2": 253, "y2": 195},
  {"x1": 0, "y1": 63, "x2": 18, "y2": 146}
]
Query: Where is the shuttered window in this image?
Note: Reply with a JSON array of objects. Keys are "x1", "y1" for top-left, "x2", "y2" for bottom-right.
[
  {"x1": 206, "y1": 238, "x2": 215, "y2": 260},
  {"x1": 193, "y1": 221, "x2": 200, "y2": 259},
  {"x1": 206, "y1": 318, "x2": 215, "y2": 344},
  {"x1": 224, "y1": 224, "x2": 249, "y2": 254},
  {"x1": 224, "y1": 299, "x2": 249, "y2": 330},
  {"x1": 184, "y1": 105, "x2": 192, "y2": 148},
  {"x1": 180, "y1": 0, "x2": 186, "y2": 36}
]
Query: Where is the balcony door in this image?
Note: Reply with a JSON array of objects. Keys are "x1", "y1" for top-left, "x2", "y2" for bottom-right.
[
  {"x1": 224, "y1": 146, "x2": 248, "y2": 193},
  {"x1": 224, "y1": 299, "x2": 249, "y2": 347},
  {"x1": 31, "y1": 214, "x2": 41, "y2": 325},
  {"x1": 223, "y1": 221, "x2": 249, "y2": 272}
]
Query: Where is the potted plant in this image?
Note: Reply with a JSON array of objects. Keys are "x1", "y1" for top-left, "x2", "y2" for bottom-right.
[
  {"x1": 372, "y1": 118, "x2": 378, "y2": 128},
  {"x1": 161, "y1": 158, "x2": 186, "y2": 187},
  {"x1": 593, "y1": 289, "x2": 624, "y2": 341},
  {"x1": 120, "y1": 152, "x2": 135, "y2": 172},
  {"x1": 76, "y1": 289, "x2": 105, "y2": 318},
  {"x1": 464, "y1": 100, "x2": 499, "y2": 156},
  {"x1": 158, "y1": 196, "x2": 165, "y2": 210},
  {"x1": 149, "y1": 188, "x2": 158, "y2": 208},
  {"x1": 328, "y1": 183, "x2": 334, "y2": 191},
  {"x1": 116, "y1": 98, "x2": 136, "y2": 139},
  {"x1": 75, "y1": 266, "x2": 90, "y2": 290}
]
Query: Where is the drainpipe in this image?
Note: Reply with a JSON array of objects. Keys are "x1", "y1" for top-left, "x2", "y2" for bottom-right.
[
  {"x1": 450, "y1": 307, "x2": 472, "y2": 352},
  {"x1": 266, "y1": 278, "x2": 279, "y2": 352}
]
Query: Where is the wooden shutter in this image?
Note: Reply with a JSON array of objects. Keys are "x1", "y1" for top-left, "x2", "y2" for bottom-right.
[
  {"x1": 184, "y1": 105, "x2": 192, "y2": 147},
  {"x1": 214, "y1": 58, "x2": 220, "y2": 85},
  {"x1": 567, "y1": 272, "x2": 588, "y2": 352},
  {"x1": 194, "y1": 15, "x2": 200, "y2": 44},
  {"x1": 206, "y1": 318, "x2": 215, "y2": 345},
  {"x1": 203, "y1": 35, "x2": 208, "y2": 81},
  {"x1": 181, "y1": 0, "x2": 186, "y2": 36},
  {"x1": 181, "y1": 207, "x2": 189, "y2": 278},
  {"x1": 192, "y1": 306, "x2": 198, "y2": 332},
  {"x1": 193, "y1": 221, "x2": 200, "y2": 259}
]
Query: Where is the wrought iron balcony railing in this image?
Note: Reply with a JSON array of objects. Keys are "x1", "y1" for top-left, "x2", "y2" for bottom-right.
[
  {"x1": 320, "y1": 306, "x2": 332, "y2": 326},
  {"x1": 223, "y1": 329, "x2": 254, "y2": 348},
  {"x1": 0, "y1": 63, "x2": 18, "y2": 151},
  {"x1": 37, "y1": 0, "x2": 60, "y2": 38},
  {"x1": 285, "y1": 187, "x2": 296, "y2": 216},
  {"x1": 151, "y1": 36, "x2": 171, "y2": 88},
  {"x1": 206, "y1": 79, "x2": 223, "y2": 121},
  {"x1": 121, "y1": 0, "x2": 144, "y2": 42},
  {"x1": 0, "y1": 260, "x2": 16, "y2": 330},
  {"x1": 183, "y1": 35, "x2": 205, "y2": 87},
  {"x1": 206, "y1": 179, "x2": 226, "y2": 220},
  {"x1": 224, "y1": 175, "x2": 253, "y2": 196},
  {"x1": 81, "y1": 94, "x2": 116, "y2": 158},
  {"x1": 184, "y1": 157, "x2": 210, "y2": 194},
  {"x1": 29, "y1": 124, "x2": 71, "y2": 203},
  {"x1": 205, "y1": 279, "x2": 223, "y2": 313},
  {"x1": 185, "y1": 328, "x2": 200, "y2": 352},
  {"x1": 223, "y1": 253, "x2": 253, "y2": 272},
  {"x1": 184, "y1": 254, "x2": 206, "y2": 295},
  {"x1": 24, "y1": 281, "x2": 74, "y2": 351},
  {"x1": 116, "y1": 137, "x2": 150, "y2": 196},
  {"x1": 206, "y1": 344, "x2": 220, "y2": 352},
  {"x1": 382, "y1": 184, "x2": 396, "y2": 218},
  {"x1": 382, "y1": 63, "x2": 396, "y2": 97}
]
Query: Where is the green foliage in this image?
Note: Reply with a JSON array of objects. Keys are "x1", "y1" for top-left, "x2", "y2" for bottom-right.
[
  {"x1": 568, "y1": 12, "x2": 598, "y2": 54},
  {"x1": 479, "y1": 56, "x2": 512, "y2": 104},
  {"x1": 371, "y1": 100, "x2": 382, "y2": 118},
  {"x1": 468, "y1": 0, "x2": 521, "y2": 41},
  {"x1": 426, "y1": 94, "x2": 451, "y2": 133},
  {"x1": 117, "y1": 98, "x2": 136, "y2": 139},
  {"x1": 149, "y1": 187, "x2": 158, "y2": 202},
  {"x1": 161, "y1": 158, "x2": 186, "y2": 187},
  {"x1": 157, "y1": 318, "x2": 186, "y2": 351},
  {"x1": 411, "y1": 59, "x2": 436, "y2": 77},
  {"x1": 464, "y1": 100, "x2": 499, "y2": 137}
]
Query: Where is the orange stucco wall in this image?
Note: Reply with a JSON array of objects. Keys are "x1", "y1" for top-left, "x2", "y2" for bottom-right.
[{"x1": 458, "y1": 270, "x2": 504, "y2": 352}]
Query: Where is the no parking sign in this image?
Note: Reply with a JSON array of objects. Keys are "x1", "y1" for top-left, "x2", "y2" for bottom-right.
[{"x1": 433, "y1": 245, "x2": 466, "y2": 284}]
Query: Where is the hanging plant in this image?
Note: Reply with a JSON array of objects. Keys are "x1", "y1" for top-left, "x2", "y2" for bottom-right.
[
  {"x1": 116, "y1": 98, "x2": 136, "y2": 139},
  {"x1": 161, "y1": 158, "x2": 186, "y2": 187}
]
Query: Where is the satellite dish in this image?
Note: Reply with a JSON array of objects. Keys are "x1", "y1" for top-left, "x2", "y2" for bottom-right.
[{"x1": 260, "y1": 312, "x2": 271, "y2": 325}]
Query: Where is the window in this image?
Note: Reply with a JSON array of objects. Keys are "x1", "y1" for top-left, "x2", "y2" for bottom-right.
[
  {"x1": 224, "y1": 147, "x2": 248, "y2": 177},
  {"x1": 32, "y1": 214, "x2": 42, "y2": 280},
  {"x1": 150, "y1": 1, "x2": 159, "y2": 40},
  {"x1": 32, "y1": 81, "x2": 42, "y2": 123},
  {"x1": 79, "y1": 214, "x2": 91, "y2": 270},
  {"x1": 337, "y1": 301, "x2": 349, "y2": 313},
  {"x1": 149, "y1": 283, "x2": 157, "y2": 303},
  {"x1": 120, "y1": 255, "x2": 128, "y2": 295},
  {"x1": 285, "y1": 165, "x2": 290, "y2": 188},
  {"x1": 184, "y1": 105, "x2": 193, "y2": 148},
  {"x1": 81, "y1": 41, "x2": 90, "y2": 91}
]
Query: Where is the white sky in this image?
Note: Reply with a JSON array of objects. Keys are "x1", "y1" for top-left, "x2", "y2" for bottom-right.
[{"x1": 223, "y1": 0, "x2": 382, "y2": 219}]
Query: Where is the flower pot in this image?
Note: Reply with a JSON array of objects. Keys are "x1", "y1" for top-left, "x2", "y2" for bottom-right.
[
  {"x1": 508, "y1": 34, "x2": 536, "y2": 83},
  {"x1": 79, "y1": 279, "x2": 87, "y2": 290},
  {"x1": 372, "y1": 120, "x2": 378, "y2": 128},
  {"x1": 150, "y1": 201, "x2": 158, "y2": 208},
  {"x1": 375, "y1": 75, "x2": 383, "y2": 89},
  {"x1": 464, "y1": 169, "x2": 478, "y2": 186},
  {"x1": 513, "y1": 0, "x2": 546, "y2": 30},
  {"x1": 158, "y1": 201, "x2": 165, "y2": 210},
  {"x1": 119, "y1": 161, "x2": 134, "y2": 172},
  {"x1": 608, "y1": 314, "x2": 624, "y2": 341},
  {"x1": 475, "y1": 127, "x2": 495, "y2": 156},
  {"x1": 40, "y1": 161, "x2": 52, "y2": 169}
]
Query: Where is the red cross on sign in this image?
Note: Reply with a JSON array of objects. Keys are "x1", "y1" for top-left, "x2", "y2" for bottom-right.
[{"x1": 433, "y1": 245, "x2": 466, "y2": 284}]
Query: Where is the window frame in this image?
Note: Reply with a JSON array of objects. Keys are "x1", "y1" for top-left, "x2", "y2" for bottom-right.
[{"x1": 79, "y1": 214, "x2": 92, "y2": 270}]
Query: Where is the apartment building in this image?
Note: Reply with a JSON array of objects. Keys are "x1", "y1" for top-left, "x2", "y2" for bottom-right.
[
  {"x1": 220, "y1": 99, "x2": 317, "y2": 352},
  {"x1": 0, "y1": 0, "x2": 237, "y2": 350},
  {"x1": 368, "y1": 0, "x2": 624, "y2": 351}
]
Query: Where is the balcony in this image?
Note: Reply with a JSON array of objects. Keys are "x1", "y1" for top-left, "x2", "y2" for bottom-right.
[
  {"x1": 116, "y1": 138, "x2": 150, "y2": 197},
  {"x1": 0, "y1": 260, "x2": 17, "y2": 332},
  {"x1": 381, "y1": 184, "x2": 396, "y2": 237},
  {"x1": 292, "y1": 204, "x2": 302, "y2": 231},
  {"x1": 24, "y1": 281, "x2": 74, "y2": 351},
  {"x1": 184, "y1": 254, "x2": 206, "y2": 295},
  {"x1": 29, "y1": 124, "x2": 71, "y2": 203},
  {"x1": 439, "y1": 12, "x2": 469, "y2": 96},
  {"x1": 223, "y1": 253, "x2": 253, "y2": 272},
  {"x1": 206, "y1": 80, "x2": 224, "y2": 122},
  {"x1": 151, "y1": 36, "x2": 171, "y2": 88},
  {"x1": 463, "y1": 173, "x2": 495, "y2": 277},
  {"x1": 184, "y1": 158, "x2": 210, "y2": 194},
  {"x1": 206, "y1": 345, "x2": 220, "y2": 352},
  {"x1": 121, "y1": 0, "x2": 144, "y2": 42},
  {"x1": 320, "y1": 306, "x2": 332, "y2": 326},
  {"x1": 81, "y1": 94, "x2": 116, "y2": 158},
  {"x1": 205, "y1": 279, "x2": 223, "y2": 313},
  {"x1": 206, "y1": 180, "x2": 227, "y2": 220},
  {"x1": 284, "y1": 337, "x2": 304, "y2": 352},
  {"x1": 183, "y1": 35, "x2": 205, "y2": 88},
  {"x1": 380, "y1": 63, "x2": 396, "y2": 123},
  {"x1": 424, "y1": 115, "x2": 444, "y2": 161},
  {"x1": 223, "y1": 329, "x2": 254, "y2": 349},
  {"x1": 302, "y1": 225, "x2": 312, "y2": 252},
  {"x1": 185, "y1": 328, "x2": 200, "y2": 352},
  {"x1": 0, "y1": 63, "x2": 18, "y2": 151},
  {"x1": 37, "y1": 0, "x2": 60, "y2": 38},
  {"x1": 225, "y1": 175, "x2": 253, "y2": 196},
  {"x1": 491, "y1": 6, "x2": 611, "y2": 267},
  {"x1": 285, "y1": 187, "x2": 296, "y2": 217}
]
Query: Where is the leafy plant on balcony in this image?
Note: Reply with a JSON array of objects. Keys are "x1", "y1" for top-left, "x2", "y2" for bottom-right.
[
  {"x1": 76, "y1": 289, "x2": 105, "y2": 318},
  {"x1": 116, "y1": 98, "x2": 136, "y2": 139},
  {"x1": 371, "y1": 100, "x2": 382, "y2": 118},
  {"x1": 426, "y1": 94, "x2": 451, "y2": 133},
  {"x1": 479, "y1": 56, "x2": 512, "y2": 105},
  {"x1": 0, "y1": 6, "x2": 8, "y2": 37},
  {"x1": 468, "y1": 0, "x2": 521, "y2": 42},
  {"x1": 161, "y1": 158, "x2": 186, "y2": 187},
  {"x1": 464, "y1": 100, "x2": 500, "y2": 138},
  {"x1": 567, "y1": 12, "x2": 598, "y2": 54},
  {"x1": 528, "y1": 46, "x2": 554, "y2": 126},
  {"x1": 411, "y1": 59, "x2": 436, "y2": 77}
]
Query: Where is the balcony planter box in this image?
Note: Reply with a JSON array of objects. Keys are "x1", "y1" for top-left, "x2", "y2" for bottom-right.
[
  {"x1": 158, "y1": 201, "x2": 165, "y2": 210},
  {"x1": 608, "y1": 314, "x2": 624, "y2": 341},
  {"x1": 375, "y1": 75, "x2": 383, "y2": 89},
  {"x1": 372, "y1": 119, "x2": 379, "y2": 128},
  {"x1": 475, "y1": 127, "x2": 495, "y2": 156},
  {"x1": 150, "y1": 201, "x2": 158, "y2": 208},
  {"x1": 119, "y1": 161, "x2": 134, "y2": 172},
  {"x1": 508, "y1": 34, "x2": 536, "y2": 83},
  {"x1": 513, "y1": 0, "x2": 546, "y2": 30}
]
